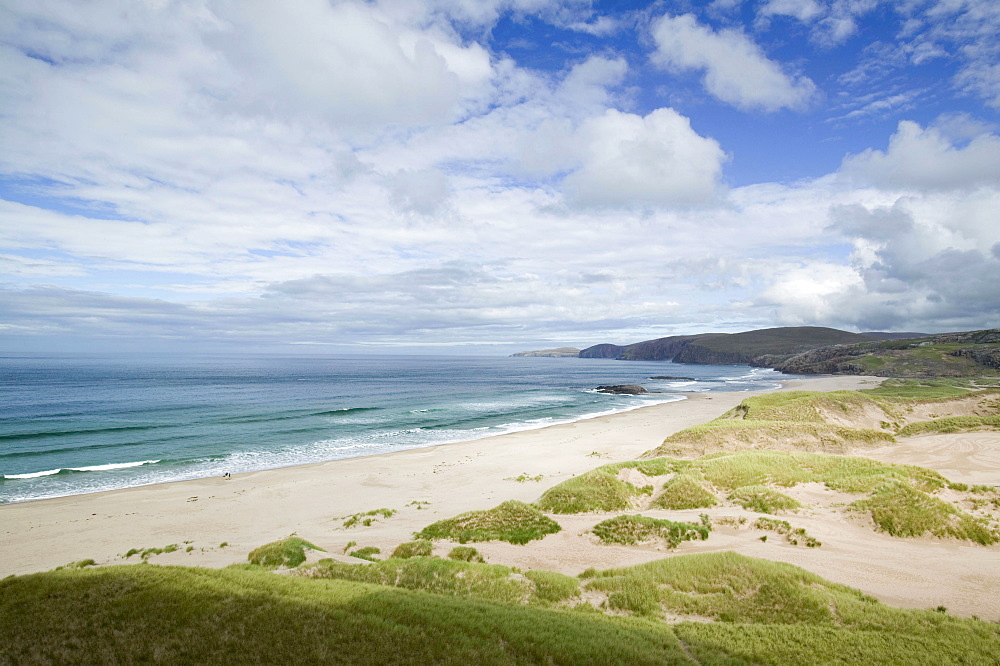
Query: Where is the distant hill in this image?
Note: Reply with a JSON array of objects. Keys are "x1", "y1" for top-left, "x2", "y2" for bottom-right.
[
  {"x1": 579, "y1": 327, "x2": 873, "y2": 365},
  {"x1": 860, "y1": 331, "x2": 930, "y2": 340},
  {"x1": 510, "y1": 347, "x2": 581, "y2": 358},
  {"x1": 757, "y1": 329, "x2": 1000, "y2": 377}
]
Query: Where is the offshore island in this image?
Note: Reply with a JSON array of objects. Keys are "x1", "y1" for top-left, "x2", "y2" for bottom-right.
[{"x1": 3, "y1": 327, "x2": 1000, "y2": 663}]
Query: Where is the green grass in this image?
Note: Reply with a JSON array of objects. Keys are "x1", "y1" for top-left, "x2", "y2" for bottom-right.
[
  {"x1": 539, "y1": 449, "x2": 993, "y2": 544},
  {"x1": 54, "y1": 559, "x2": 96, "y2": 570},
  {"x1": 535, "y1": 466, "x2": 645, "y2": 514},
  {"x1": 247, "y1": 536, "x2": 324, "y2": 568},
  {"x1": 447, "y1": 546, "x2": 485, "y2": 562},
  {"x1": 754, "y1": 518, "x2": 821, "y2": 547},
  {"x1": 417, "y1": 500, "x2": 561, "y2": 545},
  {"x1": 851, "y1": 482, "x2": 998, "y2": 545},
  {"x1": 342, "y1": 507, "x2": 396, "y2": 528},
  {"x1": 591, "y1": 515, "x2": 710, "y2": 547},
  {"x1": 349, "y1": 546, "x2": 381, "y2": 561},
  {"x1": 0, "y1": 565, "x2": 696, "y2": 665},
  {"x1": 728, "y1": 485, "x2": 802, "y2": 514},
  {"x1": 650, "y1": 473, "x2": 718, "y2": 510},
  {"x1": 123, "y1": 544, "x2": 180, "y2": 561},
  {"x1": 898, "y1": 415, "x2": 1000, "y2": 436},
  {"x1": 522, "y1": 570, "x2": 581, "y2": 605},
  {"x1": 4, "y1": 558, "x2": 999, "y2": 664},
  {"x1": 391, "y1": 540, "x2": 434, "y2": 559},
  {"x1": 582, "y1": 551, "x2": 963, "y2": 630},
  {"x1": 861, "y1": 378, "x2": 991, "y2": 401},
  {"x1": 305, "y1": 557, "x2": 534, "y2": 605},
  {"x1": 648, "y1": 419, "x2": 895, "y2": 457}
]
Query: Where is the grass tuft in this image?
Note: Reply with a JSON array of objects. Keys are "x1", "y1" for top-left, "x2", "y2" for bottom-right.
[
  {"x1": 247, "y1": 536, "x2": 324, "y2": 568},
  {"x1": 591, "y1": 515, "x2": 710, "y2": 548},
  {"x1": 729, "y1": 485, "x2": 802, "y2": 514},
  {"x1": 390, "y1": 540, "x2": 433, "y2": 559},
  {"x1": 535, "y1": 467, "x2": 643, "y2": 514},
  {"x1": 447, "y1": 546, "x2": 484, "y2": 563},
  {"x1": 348, "y1": 546, "x2": 381, "y2": 562},
  {"x1": 650, "y1": 474, "x2": 718, "y2": 510},
  {"x1": 417, "y1": 500, "x2": 561, "y2": 545},
  {"x1": 851, "y1": 482, "x2": 997, "y2": 545}
]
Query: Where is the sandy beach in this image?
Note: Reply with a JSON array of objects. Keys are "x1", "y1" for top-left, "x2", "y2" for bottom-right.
[{"x1": 3, "y1": 373, "x2": 999, "y2": 621}]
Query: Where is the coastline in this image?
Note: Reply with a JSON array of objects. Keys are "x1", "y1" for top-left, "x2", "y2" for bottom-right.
[
  {"x1": 4, "y1": 372, "x2": 998, "y2": 620},
  {"x1": 0, "y1": 375, "x2": 867, "y2": 576}
]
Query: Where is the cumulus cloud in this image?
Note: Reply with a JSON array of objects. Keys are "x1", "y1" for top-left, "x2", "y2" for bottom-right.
[
  {"x1": 563, "y1": 108, "x2": 726, "y2": 208},
  {"x1": 840, "y1": 119, "x2": 1000, "y2": 190},
  {"x1": 650, "y1": 13, "x2": 816, "y2": 112}
]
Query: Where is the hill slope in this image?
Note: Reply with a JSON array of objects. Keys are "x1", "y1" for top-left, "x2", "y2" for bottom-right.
[
  {"x1": 758, "y1": 329, "x2": 1000, "y2": 377},
  {"x1": 580, "y1": 327, "x2": 873, "y2": 365}
]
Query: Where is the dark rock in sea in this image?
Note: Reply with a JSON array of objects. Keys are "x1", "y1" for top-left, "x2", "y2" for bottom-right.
[
  {"x1": 649, "y1": 376, "x2": 695, "y2": 381},
  {"x1": 596, "y1": 385, "x2": 648, "y2": 395}
]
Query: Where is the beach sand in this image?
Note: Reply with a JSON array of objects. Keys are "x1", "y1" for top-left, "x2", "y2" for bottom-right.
[{"x1": 3, "y1": 374, "x2": 998, "y2": 620}]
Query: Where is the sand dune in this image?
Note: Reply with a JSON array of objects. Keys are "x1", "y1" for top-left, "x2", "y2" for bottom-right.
[{"x1": 2, "y1": 374, "x2": 998, "y2": 621}]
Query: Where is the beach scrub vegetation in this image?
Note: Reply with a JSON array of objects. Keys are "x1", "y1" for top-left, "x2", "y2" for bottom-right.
[
  {"x1": 342, "y1": 507, "x2": 396, "y2": 528},
  {"x1": 535, "y1": 466, "x2": 644, "y2": 514},
  {"x1": 549, "y1": 448, "x2": 996, "y2": 544},
  {"x1": 591, "y1": 515, "x2": 710, "y2": 548},
  {"x1": 447, "y1": 546, "x2": 485, "y2": 562},
  {"x1": 851, "y1": 482, "x2": 998, "y2": 545},
  {"x1": 54, "y1": 559, "x2": 96, "y2": 571},
  {"x1": 0, "y1": 565, "x2": 701, "y2": 665},
  {"x1": 3, "y1": 560, "x2": 999, "y2": 664},
  {"x1": 754, "y1": 518, "x2": 821, "y2": 547},
  {"x1": 348, "y1": 546, "x2": 381, "y2": 561},
  {"x1": 643, "y1": 389, "x2": 930, "y2": 457},
  {"x1": 247, "y1": 536, "x2": 324, "y2": 568},
  {"x1": 123, "y1": 544, "x2": 180, "y2": 561},
  {"x1": 417, "y1": 500, "x2": 561, "y2": 545},
  {"x1": 581, "y1": 551, "x2": 969, "y2": 631},
  {"x1": 728, "y1": 485, "x2": 801, "y2": 514},
  {"x1": 650, "y1": 473, "x2": 718, "y2": 510},
  {"x1": 898, "y1": 415, "x2": 1000, "y2": 437},
  {"x1": 303, "y1": 557, "x2": 577, "y2": 606},
  {"x1": 391, "y1": 540, "x2": 433, "y2": 559},
  {"x1": 506, "y1": 473, "x2": 544, "y2": 482}
]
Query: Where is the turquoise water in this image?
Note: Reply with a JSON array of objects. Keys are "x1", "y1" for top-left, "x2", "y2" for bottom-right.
[{"x1": 0, "y1": 354, "x2": 790, "y2": 503}]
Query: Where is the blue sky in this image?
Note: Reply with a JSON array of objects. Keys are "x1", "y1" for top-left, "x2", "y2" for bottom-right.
[{"x1": 1, "y1": 0, "x2": 998, "y2": 353}]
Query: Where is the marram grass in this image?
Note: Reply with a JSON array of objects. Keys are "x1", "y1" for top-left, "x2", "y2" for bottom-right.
[
  {"x1": 898, "y1": 415, "x2": 1000, "y2": 437},
  {"x1": 535, "y1": 466, "x2": 643, "y2": 514},
  {"x1": 728, "y1": 485, "x2": 802, "y2": 514},
  {"x1": 3, "y1": 555, "x2": 999, "y2": 664},
  {"x1": 650, "y1": 473, "x2": 718, "y2": 510},
  {"x1": 591, "y1": 514, "x2": 710, "y2": 547},
  {"x1": 247, "y1": 536, "x2": 324, "y2": 568},
  {"x1": 852, "y1": 481, "x2": 997, "y2": 545},
  {"x1": 417, "y1": 500, "x2": 560, "y2": 544}
]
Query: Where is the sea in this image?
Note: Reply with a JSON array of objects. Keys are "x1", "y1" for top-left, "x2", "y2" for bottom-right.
[{"x1": 0, "y1": 354, "x2": 793, "y2": 504}]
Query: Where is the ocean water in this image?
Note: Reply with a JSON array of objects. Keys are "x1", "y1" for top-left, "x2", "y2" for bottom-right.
[{"x1": 0, "y1": 354, "x2": 791, "y2": 503}]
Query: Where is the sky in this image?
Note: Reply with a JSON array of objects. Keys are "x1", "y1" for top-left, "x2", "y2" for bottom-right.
[{"x1": 1, "y1": 0, "x2": 999, "y2": 354}]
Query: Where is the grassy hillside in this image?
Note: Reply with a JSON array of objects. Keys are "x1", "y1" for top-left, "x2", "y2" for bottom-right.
[
  {"x1": 578, "y1": 326, "x2": 1000, "y2": 378},
  {"x1": 3, "y1": 556, "x2": 999, "y2": 665},
  {"x1": 764, "y1": 330, "x2": 1000, "y2": 377},
  {"x1": 579, "y1": 326, "x2": 874, "y2": 364}
]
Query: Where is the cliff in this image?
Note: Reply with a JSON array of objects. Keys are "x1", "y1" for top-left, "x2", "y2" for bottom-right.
[{"x1": 580, "y1": 327, "x2": 873, "y2": 365}]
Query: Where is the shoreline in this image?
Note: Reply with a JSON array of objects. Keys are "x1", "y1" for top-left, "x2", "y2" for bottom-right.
[
  {"x1": 0, "y1": 375, "x2": 869, "y2": 577},
  {"x1": 7, "y1": 371, "x2": 1000, "y2": 620}
]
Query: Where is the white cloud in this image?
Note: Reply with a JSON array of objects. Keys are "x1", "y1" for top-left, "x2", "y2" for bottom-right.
[
  {"x1": 760, "y1": 0, "x2": 824, "y2": 22},
  {"x1": 563, "y1": 108, "x2": 727, "y2": 208},
  {"x1": 650, "y1": 13, "x2": 816, "y2": 112},
  {"x1": 840, "y1": 119, "x2": 1000, "y2": 190}
]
